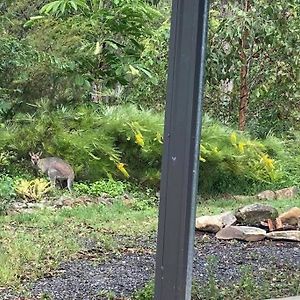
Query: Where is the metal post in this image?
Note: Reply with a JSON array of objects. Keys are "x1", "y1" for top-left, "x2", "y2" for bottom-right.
[{"x1": 154, "y1": 0, "x2": 209, "y2": 299}]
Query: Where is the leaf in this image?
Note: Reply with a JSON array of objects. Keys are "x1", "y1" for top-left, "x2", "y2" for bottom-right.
[
  {"x1": 23, "y1": 16, "x2": 45, "y2": 28},
  {"x1": 136, "y1": 66, "x2": 153, "y2": 79},
  {"x1": 40, "y1": 1, "x2": 61, "y2": 15},
  {"x1": 60, "y1": 1, "x2": 67, "y2": 15},
  {"x1": 105, "y1": 40, "x2": 120, "y2": 50},
  {"x1": 129, "y1": 65, "x2": 140, "y2": 76},
  {"x1": 69, "y1": 0, "x2": 78, "y2": 11},
  {"x1": 94, "y1": 41, "x2": 102, "y2": 55}
]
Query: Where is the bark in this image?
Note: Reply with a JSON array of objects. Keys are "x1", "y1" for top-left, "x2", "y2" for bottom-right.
[{"x1": 238, "y1": 0, "x2": 250, "y2": 131}]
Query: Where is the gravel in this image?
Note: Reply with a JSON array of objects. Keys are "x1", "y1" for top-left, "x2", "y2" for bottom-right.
[{"x1": 1, "y1": 233, "x2": 299, "y2": 300}]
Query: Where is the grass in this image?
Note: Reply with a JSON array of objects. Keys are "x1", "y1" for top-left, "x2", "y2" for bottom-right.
[
  {"x1": 197, "y1": 196, "x2": 300, "y2": 216},
  {"x1": 0, "y1": 200, "x2": 157, "y2": 288}
]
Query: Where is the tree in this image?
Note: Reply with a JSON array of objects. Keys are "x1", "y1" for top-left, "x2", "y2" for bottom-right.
[
  {"x1": 206, "y1": 0, "x2": 300, "y2": 135},
  {"x1": 0, "y1": 0, "x2": 165, "y2": 113}
]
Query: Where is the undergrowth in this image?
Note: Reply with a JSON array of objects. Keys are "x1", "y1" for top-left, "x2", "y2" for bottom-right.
[{"x1": 1, "y1": 104, "x2": 293, "y2": 195}]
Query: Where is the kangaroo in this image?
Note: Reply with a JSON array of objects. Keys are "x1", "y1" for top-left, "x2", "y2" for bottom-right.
[{"x1": 29, "y1": 152, "x2": 75, "y2": 192}]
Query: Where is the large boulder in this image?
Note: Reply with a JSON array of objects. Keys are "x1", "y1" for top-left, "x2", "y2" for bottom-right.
[
  {"x1": 266, "y1": 231, "x2": 300, "y2": 242},
  {"x1": 195, "y1": 212, "x2": 237, "y2": 233},
  {"x1": 216, "y1": 226, "x2": 266, "y2": 242},
  {"x1": 235, "y1": 203, "x2": 278, "y2": 226}
]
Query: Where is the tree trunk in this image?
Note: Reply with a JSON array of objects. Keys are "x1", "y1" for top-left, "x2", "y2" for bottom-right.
[{"x1": 238, "y1": 0, "x2": 250, "y2": 131}]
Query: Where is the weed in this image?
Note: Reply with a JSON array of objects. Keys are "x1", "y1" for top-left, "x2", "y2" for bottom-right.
[
  {"x1": 73, "y1": 179, "x2": 126, "y2": 197},
  {"x1": 132, "y1": 281, "x2": 154, "y2": 300},
  {"x1": 0, "y1": 175, "x2": 16, "y2": 213},
  {"x1": 98, "y1": 290, "x2": 117, "y2": 300}
]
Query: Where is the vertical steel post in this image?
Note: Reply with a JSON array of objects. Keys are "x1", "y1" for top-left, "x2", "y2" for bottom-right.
[{"x1": 154, "y1": 0, "x2": 209, "y2": 299}]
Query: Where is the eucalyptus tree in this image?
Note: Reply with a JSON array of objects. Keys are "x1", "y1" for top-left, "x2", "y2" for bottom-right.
[{"x1": 205, "y1": 0, "x2": 300, "y2": 135}]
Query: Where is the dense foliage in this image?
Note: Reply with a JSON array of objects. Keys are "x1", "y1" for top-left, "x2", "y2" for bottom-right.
[
  {"x1": 206, "y1": 0, "x2": 300, "y2": 135},
  {"x1": 0, "y1": 0, "x2": 168, "y2": 114},
  {"x1": 0, "y1": 104, "x2": 293, "y2": 197},
  {"x1": 0, "y1": 0, "x2": 299, "y2": 201}
]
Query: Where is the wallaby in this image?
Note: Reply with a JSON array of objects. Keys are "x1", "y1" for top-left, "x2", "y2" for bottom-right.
[{"x1": 29, "y1": 152, "x2": 75, "y2": 192}]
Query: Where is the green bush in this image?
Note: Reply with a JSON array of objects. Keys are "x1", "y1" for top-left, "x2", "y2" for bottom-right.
[
  {"x1": 278, "y1": 131, "x2": 300, "y2": 188},
  {"x1": 1, "y1": 104, "x2": 286, "y2": 195},
  {"x1": 3, "y1": 103, "x2": 163, "y2": 185},
  {"x1": 199, "y1": 117, "x2": 284, "y2": 195}
]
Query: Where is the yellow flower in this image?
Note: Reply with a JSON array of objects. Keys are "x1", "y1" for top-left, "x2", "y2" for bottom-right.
[
  {"x1": 117, "y1": 162, "x2": 130, "y2": 178},
  {"x1": 135, "y1": 132, "x2": 144, "y2": 147},
  {"x1": 238, "y1": 142, "x2": 245, "y2": 153},
  {"x1": 260, "y1": 154, "x2": 274, "y2": 171},
  {"x1": 154, "y1": 132, "x2": 163, "y2": 144},
  {"x1": 230, "y1": 132, "x2": 237, "y2": 146}
]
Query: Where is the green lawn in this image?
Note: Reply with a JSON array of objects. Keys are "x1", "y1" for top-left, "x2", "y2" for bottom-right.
[{"x1": 0, "y1": 200, "x2": 157, "y2": 287}]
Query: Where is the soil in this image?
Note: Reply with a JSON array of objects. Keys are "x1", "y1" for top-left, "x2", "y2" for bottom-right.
[{"x1": 1, "y1": 232, "x2": 299, "y2": 300}]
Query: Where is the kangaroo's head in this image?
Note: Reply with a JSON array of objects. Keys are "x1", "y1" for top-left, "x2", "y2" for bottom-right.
[{"x1": 29, "y1": 151, "x2": 43, "y2": 166}]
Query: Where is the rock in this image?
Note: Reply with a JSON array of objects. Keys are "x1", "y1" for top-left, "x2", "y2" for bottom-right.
[
  {"x1": 11, "y1": 202, "x2": 28, "y2": 210},
  {"x1": 195, "y1": 212, "x2": 236, "y2": 233},
  {"x1": 277, "y1": 207, "x2": 300, "y2": 226},
  {"x1": 266, "y1": 231, "x2": 300, "y2": 242},
  {"x1": 216, "y1": 226, "x2": 266, "y2": 242},
  {"x1": 62, "y1": 198, "x2": 74, "y2": 207},
  {"x1": 27, "y1": 202, "x2": 38, "y2": 208},
  {"x1": 256, "y1": 190, "x2": 276, "y2": 200},
  {"x1": 220, "y1": 211, "x2": 237, "y2": 227},
  {"x1": 195, "y1": 216, "x2": 223, "y2": 233},
  {"x1": 235, "y1": 203, "x2": 278, "y2": 226},
  {"x1": 54, "y1": 197, "x2": 64, "y2": 208},
  {"x1": 33, "y1": 203, "x2": 45, "y2": 209},
  {"x1": 275, "y1": 186, "x2": 298, "y2": 199},
  {"x1": 233, "y1": 195, "x2": 257, "y2": 201}
]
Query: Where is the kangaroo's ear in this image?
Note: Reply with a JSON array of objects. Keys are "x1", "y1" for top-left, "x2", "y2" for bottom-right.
[
  {"x1": 38, "y1": 151, "x2": 43, "y2": 157},
  {"x1": 29, "y1": 152, "x2": 33, "y2": 157}
]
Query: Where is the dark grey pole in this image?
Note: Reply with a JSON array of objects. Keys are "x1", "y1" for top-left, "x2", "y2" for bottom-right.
[{"x1": 154, "y1": 0, "x2": 209, "y2": 300}]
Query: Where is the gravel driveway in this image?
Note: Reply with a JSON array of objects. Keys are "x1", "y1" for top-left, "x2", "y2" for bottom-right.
[{"x1": 1, "y1": 232, "x2": 299, "y2": 300}]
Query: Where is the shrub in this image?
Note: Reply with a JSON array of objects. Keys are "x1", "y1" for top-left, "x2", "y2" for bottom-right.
[
  {"x1": 73, "y1": 180, "x2": 126, "y2": 197},
  {"x1": 15, "y1": 178, "x2": 52, "y2": 201},
  {"x1": 4, "y1": 103, "x2": 163, "y2": 185},
  {"x1": 0, "y1": 175, "x2": 16, "y2": 213},
  {"x1": 199, "y1": 117, "x2": 284, "y2": 195}
]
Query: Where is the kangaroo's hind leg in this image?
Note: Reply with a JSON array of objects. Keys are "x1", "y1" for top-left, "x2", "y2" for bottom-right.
[
  {"x1": 67, "y1": 177, "x2": 73, "y2": 192},
  {"x1": 48, "y1": 170, "x2": 57, "y2": 189}
]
